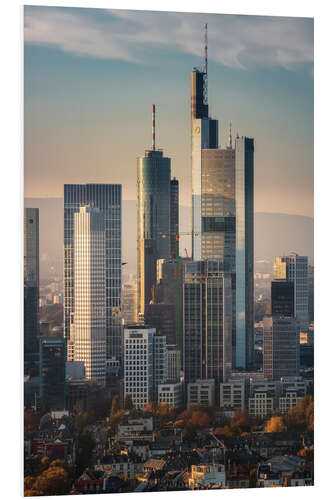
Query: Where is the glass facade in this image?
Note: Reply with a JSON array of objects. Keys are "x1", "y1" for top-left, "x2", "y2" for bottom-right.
[
  {"x1": 271, "y1": 280, "x2": 295, "y2": 317},
  {"x1": 40, "y1": 337, "x2": 67, "y2": 411},
  {"x1": 235, "y1": 137, "x2": 254, "y2": 370},
  {"x1": 137, "y1": 149, "x2": 171, "y2": 317},
  {"x1": 73, "y1": 207, "x2": 106, "y2": 386},
  {"x1": 64, "y1": 184, "x2": 122, "y2": 363},
  {"x1": 170, "y1": 177, "x2": 179, "y2": 258},
  {"x1": 183, "y1": 261, "x2": 232, "y2": 384},
  {"x1": 24, "y1": 208, "x2": 39, "y2": 358}
]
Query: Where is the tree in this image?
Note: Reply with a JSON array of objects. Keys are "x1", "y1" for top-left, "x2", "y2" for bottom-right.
[
  {"x1": 249, "y1": 469, "x2": 257, "y2": 488},
  {"x1": 111, "y1": 394, "x2": 120, "y2": 415},
  {"x1": 265, "y1": 416, "x2": 285, "y2": 433},
  {"x1": 33, "y1": 466, "x2": 72, "y2": 496},
  {"x1": 76, "y1": 431, "x2": 95, "y2": 475},
  {"x1": 232, "y1": 410, "x2": 252, "y2": 433},
  {"x1": 183, "y1": 422, "x2": 196, "y2": 440},
  {"x1": 24, "y1": 410, "x2": 39, "y2": 439},
  {"x1": 124, "y1": 394, "x2": 134, "y2": 411},
  {"x1": 285, "y1": 396, "x2": 314, "y2": 432},
  {"x1": 189, "y1": 410, "x2": 211, "y2": 428}
]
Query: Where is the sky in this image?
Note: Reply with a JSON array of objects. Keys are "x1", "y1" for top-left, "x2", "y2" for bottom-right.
[{"x1": 24, "y1": 5, "x2": 314, "y2": 217}]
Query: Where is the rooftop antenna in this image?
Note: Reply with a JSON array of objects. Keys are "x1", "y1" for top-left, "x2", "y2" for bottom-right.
[
  {"x1": 203, "y1": 23, "x2": 208, "y2": 106},
  {"x1": 152, "y1": 104, "x2": 156, "y2": 151},
  {"x1": 228, "y1": 122, "x2": 232, "y2": 149}
]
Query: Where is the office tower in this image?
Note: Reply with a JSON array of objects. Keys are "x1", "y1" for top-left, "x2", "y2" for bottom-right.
[
  {"x1": 263, "y1": 316, "x2": 299, "y2": 380},
  {"x1": 40, "y1": 337, "x2": 67, "y2": 411},
  {"x1": 183, "y1": 261, "x2": 233, "y2": 385},
  {"x1": 122, "y1": 283, "x2": 138, "y2": 324},
  {"x1": 64, "y1": 184, "x2": 122, "y2": 365},
  {"x1": 271, "y1": 280, "x2": 294, "y2": 317},
  {"x1": 166, "y1": 346, "x2": 181, "y2": 381},
  {"x1": 190, "y1": 27, "x2": 254, "y2": 371},
  {"x1": 24, "y1": 208, "x2": 39, "y2": 359},
  {"x1": 308, "y1": 264, "x2": 314, "y2": 323},
  {"x1": 170, "y1": 177, "x2": 179, "y2": 258},
  {"x1": 154, "y1": 258, "x2": 186, "y2": 356},
  {"x1": 71, "y1": 206, "x2": 106, "y2": 386},
  {"x1": 123, "y1": 325, "x2": 166, "y2": 409},
  {"x1": 274, "y1": 253, "x2": 309, "y2": 331},
  {"x1": 234, "y1": 136, "x2": 254, "y2": 370},
  {"x1": 137, "y1": 105, "x2": 171, "y2": 319},
  {"x1": 144, "y1": 303, "x2": 176, "y2": 345}
]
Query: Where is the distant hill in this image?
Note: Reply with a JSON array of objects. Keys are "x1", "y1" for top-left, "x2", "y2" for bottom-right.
[{"x1": 24, "y1": 198, "x2": 313, "y2": 279}]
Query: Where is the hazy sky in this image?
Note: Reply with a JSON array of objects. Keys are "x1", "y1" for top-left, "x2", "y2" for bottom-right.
[{"x1": 24, "y1": 6, "x2": 314, "y2": 217}]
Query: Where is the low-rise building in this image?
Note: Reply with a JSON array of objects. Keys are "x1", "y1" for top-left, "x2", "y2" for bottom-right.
[
  {"x1": 189, "y1": 463, "x2": 226, "y2": 489},
  {"x1": 158, "y1": 382, "x2": 183, "y2": 409},
  {"x1": 220, "y1": 380, "x2": 246, "y2": 417},
  {"x1": 187, "y1": 379, "x2": 215, "y2": 409}
]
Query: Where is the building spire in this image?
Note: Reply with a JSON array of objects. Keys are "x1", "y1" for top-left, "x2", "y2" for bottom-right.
[
  {"x1": 203, "y1": 23, "x2": 208, "y2": 106},
  {"x1": 152, "y1": 104, "x2": 156, "y2": 150},
  {"x1": 204, "y1": 23, "x2": 208, "y2": 75},
  {"x1": 228, "y1": 122, "x2": 232, "y2": 149}
]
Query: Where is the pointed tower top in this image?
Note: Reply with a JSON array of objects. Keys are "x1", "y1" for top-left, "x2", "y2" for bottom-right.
[
  {"x1": 152, "y1": 104, "x2": 156, "y2": 151},
  {"x1": 204, "y1": 23, "x2": 208, "y2": 75}
]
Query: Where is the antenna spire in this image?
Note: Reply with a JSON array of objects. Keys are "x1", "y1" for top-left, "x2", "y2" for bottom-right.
[
  {"x1": 204, "y1": 23, "x2": 208, "y2": 75},
  {"x1": 228, "y1": 122, "x2": 232, "y2": 149},
  {"x1": 152, "y1": 104, "x2": 156, "y2": 150}
]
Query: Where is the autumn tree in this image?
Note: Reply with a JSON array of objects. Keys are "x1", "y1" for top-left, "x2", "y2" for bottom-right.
[
  {"x1": 24, "y1": 410, "x2": 39, "y2": 439},
  {"x1": 111, "y1": 394, "x2": 120, "y2": 415},
  {"x1": 124, "y1": 394, "x2": 134, "y2": 411},
  {"x1": 232, "y1": 410, "x2": 252, "y2": 433},
  {"x1": 32, "y1": 465, "x2": 72, "y2": 496},
  {"x1": 189, "y1": 410, "x2": 211, "y2": 428},
  {"x1": 265, "y1": 416, "x2": 285, "y2": 433},
  {"x1": 285, "y1": 396, "x2": 314, "y2": 432}
]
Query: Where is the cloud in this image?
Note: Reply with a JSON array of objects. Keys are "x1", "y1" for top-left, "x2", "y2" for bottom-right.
[{"x1": 24, "y1": 6, "x2": 313, "y2": 71}]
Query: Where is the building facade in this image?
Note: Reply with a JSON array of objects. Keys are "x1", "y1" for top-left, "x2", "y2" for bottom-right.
[
  {"x1": 187, "y1": 379, "x2": 215, "y2": 409},
  {"x1": 170, "y1": 177, "x2": 179, "y2": 258},
  {"x1": 40, "y1": 337, "x2": 67, "y2": 411},
  {"x1": 24, "y1": 208, "x2": 39, "y2": 359},
  {"x1": 263, "y1": 316, "x2": 299, "y2": 380},
  {"x1": 72, "y1": 206, "x2": 106, "y2": 386},
  {"x1": 64, "y1": 184, "x2": 122, "y2": 365},
  {"x1": 183, "y1": 261, "x2": 232, "y2": 384},
  {"x1": 271, "y1": 280, "x2": 295, "y2": 317},
  {"x1": 274, "y1": 254, "x2": 309, "y2": 331}
]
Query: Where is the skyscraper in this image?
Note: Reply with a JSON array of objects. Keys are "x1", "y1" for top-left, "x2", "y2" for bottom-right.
[
  {"x1": 263, "y1": 316, "x2": 299, "y2": 380},
  {"x1": 183, "y1": 261, "x2": 233, "y2": 385},
  {"x1": 271, "y1": 280, "x2": 295, "y2": 317},
  {"x1": 273, "y1": 253, "x2": 309, "y2": 331},
  {"x1": 24, "y1": 208, "x2": 39, "y2": 359},
  {"x1": 137, "y1": 105, "x2": 171, "y2": 319},
  {"x1": 72, "y1": 206, "x2": 106, "y2": 386},
  {"x1": 235, "y1": 136, "x2": 254, "y2": 370},
  {"x1": 170, "y1": 177, "x2": 179, "y2": 258},
  {"x1": 190, "y1": 26, "x2": 254, "y2": 370},
  {"x1": 40, "y1": 337, "x2": 67, "y2": 411},
  {"x1": 64, "y1": 184, "x2": 122, "y2": 365}
]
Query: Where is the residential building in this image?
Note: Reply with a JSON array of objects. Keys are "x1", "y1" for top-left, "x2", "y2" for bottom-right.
[
  {"x1": 64, "y1": 184, "x2": 122, "y2": 365},
  {"x1": 72, "y1": 206, "x2": 106, "y2": 386},
  {"x1": 39, "y1": 337, "x2": 66, "y2": 411},
  {"x1": 189, "y1": 464, "x2": 226, "y2": 489},
  {"x1": 24, "y1": 208, "x2": 39, "y2": 359},
  {"x1": 263, "y1": 316, "x2": 299, "y2": 380},
  {"x1": 187, "y1": 379, "x2": 215, "y2": 409},
  {"x1": 220, "y1": 379, "x2": 246, "y2": 417}
]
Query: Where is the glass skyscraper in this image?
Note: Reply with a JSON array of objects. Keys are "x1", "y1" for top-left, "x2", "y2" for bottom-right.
[
  {"x1": 24, "y1": 208, "x2": 39, "y2": 359},
  {"x1": 137, "y1": 149, "x2": 171, "y2": 318},
  {"x1": 40, "y1": 337, "x2": 67, "y2": 411},
  {"x1": 72, "y1": 206, "x2": 106, "y2": 386},
  {"x1": 183, "y1": 261, "x2": 232, "y2": 385},
  {"x1": 235, "y1": 136, "x2": 254, "y2": 370},
  {"x1": 64, "y1": 184, "x2": 122, "y2": 365}
]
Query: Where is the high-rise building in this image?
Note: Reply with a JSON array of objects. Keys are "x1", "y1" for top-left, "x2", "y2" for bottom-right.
[
  {"x1": 72, "y1": 206, "x2": 106, "y2": 387},
  {"x1": 235, "y1": 136, "x2": 254, "y2": 370},
  {"x1": 123, "y1": 325, "x2": 166, "y2": 409},
  {"x1": 63, "y1": 184, "x2": 122, "y2": 365},
  {"x1": 273, "y1": 254, "x2": 309, "y2": 331},
  {"x1": 144, "y1": 303, "x2": 176, "y2": 345},
  {"x1": 271, "y1": 280, "x2": 294, "y2": 317},
  {"x1": 40, "y1": 337, "x2": 67, "y2": 411},
  {"x1": 308, "y1": 264, "x2": 314, "y2": 323},
  {"x1": 24, "y1": 208, "x2": 39, "y2": 359},
  {"x1": 170, "y1": 177, "x2": 179, "y2": 258},
  {"x1": 263, "y1": 316, "x2": 299, "y2": 380},
  {"x1": 183, "y1": 261, "x2": 233, "y2": 385},
  {"x1": 190, "y1": 27, "x2": 254, "y2": 371},
  {"x1": 137, "y1": 105, "x2": 171, "y2": 319},
  {"x1": 122, "y1": 283, "x2": 138, "y2": 324}
]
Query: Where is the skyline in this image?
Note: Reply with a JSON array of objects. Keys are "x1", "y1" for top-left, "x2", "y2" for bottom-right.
[{"x1": 24, "y1": 6, "x2": 314, "y2": 217}]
